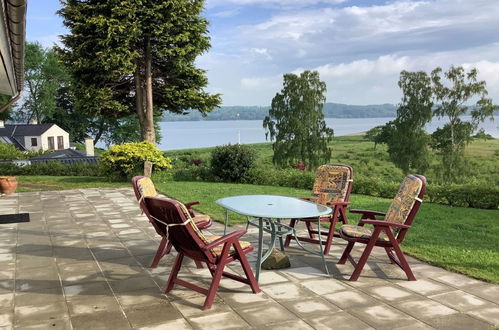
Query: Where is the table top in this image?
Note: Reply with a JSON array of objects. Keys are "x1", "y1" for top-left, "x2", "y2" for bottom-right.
[{"x1": 216, "y1": 195, "x2": 332, "y2": 219}]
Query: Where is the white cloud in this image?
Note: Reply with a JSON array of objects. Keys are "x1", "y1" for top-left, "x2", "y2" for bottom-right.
[{"x1": 207, "y1": 0, "x2": 347, "y2": 9}]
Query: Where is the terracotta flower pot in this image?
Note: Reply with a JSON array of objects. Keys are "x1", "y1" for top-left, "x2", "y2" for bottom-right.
[{"x1": 0, "y1": 176, "x2": 18, "y2": 195}]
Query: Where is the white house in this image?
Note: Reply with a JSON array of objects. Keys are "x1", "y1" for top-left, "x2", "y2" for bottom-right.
[{"x1": 0, "y1": 120, "x2": 70, "y2": 152}]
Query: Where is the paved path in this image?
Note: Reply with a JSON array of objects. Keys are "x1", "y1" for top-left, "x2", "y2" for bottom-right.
[{"x1": 0, "y1": 188, "x2": 497, "y2": 329}]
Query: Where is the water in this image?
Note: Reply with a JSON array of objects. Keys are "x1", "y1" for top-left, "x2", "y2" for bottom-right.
[{"x1": 158, "y1": 116, "x2": 498, "y2": 150}]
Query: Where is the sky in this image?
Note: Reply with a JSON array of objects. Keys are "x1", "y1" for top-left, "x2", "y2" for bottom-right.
[{"x1": 26, "y1": 0, "x2": 499, "y2": 106}]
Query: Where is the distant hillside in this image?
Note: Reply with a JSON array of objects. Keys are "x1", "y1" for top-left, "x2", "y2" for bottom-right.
[{"x1": 162, "y1": 103, "x2": 397, "y2": 121}]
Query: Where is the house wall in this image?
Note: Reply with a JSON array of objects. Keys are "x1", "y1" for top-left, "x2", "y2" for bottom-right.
[
  {"x1": 40, "y1": 125, "x2": 70, "y2": 151},
  {"x1": 23, "y1": 136, "x2": 42, "y2": 151}
]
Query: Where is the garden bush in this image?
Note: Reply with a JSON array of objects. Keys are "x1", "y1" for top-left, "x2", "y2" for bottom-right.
[
  {"x1": 100, "y1": 141, "x2": 172, "y2": 179},
  {"x1": 0, "y1": 142, "x2": 47, "y2": 160},
  {"x1": 210, "y1": 144, "x2": 256, "y2": 182},
  {"x1": 0, "y1": 161, "x2": 101, "y2": 176}
]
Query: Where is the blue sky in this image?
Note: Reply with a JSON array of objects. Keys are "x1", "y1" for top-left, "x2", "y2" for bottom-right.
[{"x1": 27, "y1": 0, "x2": 499, "y2": 106}]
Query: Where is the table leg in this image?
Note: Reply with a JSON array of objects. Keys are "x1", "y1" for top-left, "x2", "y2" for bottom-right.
[
  {"x1": 224, "y1": 209, "x2": 229, "y2": 235},
  {"x1": 317, "y1": 217, "x2": 329, "y2": 276},
  {"x1": 277, "y1": 219, "x2": 285, "y2": 251},
  {"x1": 255, "y1": 218, "x2": 277, "y2": 282}
]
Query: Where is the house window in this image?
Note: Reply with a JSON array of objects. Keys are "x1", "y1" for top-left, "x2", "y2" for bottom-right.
[
  {"x1": 31, "y1": 138, "x2": 37, "y2": 147},
  {"x1": 57, "y1": 136, "x2": 64, "y2": 150},
  {"x1": 48, "y1": 136, "x2": 55, "y2": 150}
]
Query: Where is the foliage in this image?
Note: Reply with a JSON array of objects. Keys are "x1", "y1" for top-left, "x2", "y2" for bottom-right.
[
  {"x1": 210, "y1": 144, "x2": 256, "y2": 182},
  {"x1": 387, "y1": 71, "x2": 434, "y2": 173},
  {"x1": 431, "y1": 66, "x2": 498, "y2": 181},
  {"x1": 15, "y1": 42, "x2": 68, "y2": 123},
  {"x1": 364, "y1": 124, "x2": 394, "y2": 149},
  {"x1": 100, "y1": 141, "x2": 172, "y2": 178},
  {"x1": 0, "y1": 161, "x2": 101, "y2": 176},
  {"x1": 0, "y1": 142, "x2": 46, "y2": 160},
  {"x1": 263, "y1": 70, "x2": 333, "y2": 169},
  {"x1": 58, "y1": 0, "x2": 221, "y2": 143}
]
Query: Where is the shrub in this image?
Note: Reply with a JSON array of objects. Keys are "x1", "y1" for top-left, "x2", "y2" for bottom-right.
[
  {"x1": 242, "y1": 167, "x2": 315, "y2": 190},
  {"x1": 0, "y1": 161, "x2": 101, "y2": 176},
  {"x1": 100, "y1": 141, "x2": 172, "y2": 179},
  {"x1": 0, "y1": 143, "x2": 47, "y2": 160},
  {"x1": 210, "y1": 144, "x2": 256, "y2": 182}
]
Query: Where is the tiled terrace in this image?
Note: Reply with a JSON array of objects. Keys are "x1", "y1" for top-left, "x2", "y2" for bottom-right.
[{"x1": 0, "y1": 188, "x2": 498, "y2": 330}]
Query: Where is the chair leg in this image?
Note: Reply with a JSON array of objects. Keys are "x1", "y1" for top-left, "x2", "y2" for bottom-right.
[
  {"x1": 338, "y1": 241, "x2": 355, "y2": 264},
  {"x1": 323, "y1": 219, "x2": 337, "y2": 255},
  {"x1": 284, "y1": 218, "x2": 297, "y2": 248},
  {"x1": 203, "y1": 261, "x2": 226, "y2": 310},
  {"x1": 385, "y1": 247, "x2": 396, "y2": 264},
  {"x1": 165, "y1": 252, "x2": 184, "y2": 293},
  {"x1": 305, "y1": 221, "x2": 315, "y2": 239},
  {"x1": 391, "y1": 241, "x2": 416, "y2": 281},
  {"x1": 194, "y1": 260, "x2": 204, "y2": 269},
  {"x1": 349, "y1": 229, "x2": 381, "y2": 281},
  {"x1": 151, "y1": 237, "x2": 169, "y2": 268},
  {"x1": 235, "y1": 245, "x2": 260, "y2": 294}
]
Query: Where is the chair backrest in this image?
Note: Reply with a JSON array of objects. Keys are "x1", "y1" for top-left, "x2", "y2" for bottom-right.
[
  {"x1": 131, "y1": 176, "x2": 163, "y2": 237},
  {"x1": 144, "y1": 196, "x2": 217, "y2": 263},
  {"x1": 385, "y1": 174, "x2": 426, "y2": 241},
  {"x1": 310, "y1": 164, "x2": 353, "y2": 205}
]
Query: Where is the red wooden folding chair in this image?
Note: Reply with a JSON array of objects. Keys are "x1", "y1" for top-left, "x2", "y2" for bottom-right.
[
  {"x1": 144, "y1": 196, "x2": 260, "y2": 310},
  {"x1": 338, "y1": 174, "x2": 426, "y2": 281},
  {"x1": 284, "y1": 164, "x2": 353, "y2": 254},
  {"x1": 131, "y1": 176, "x2": 212, "y2": 268}
]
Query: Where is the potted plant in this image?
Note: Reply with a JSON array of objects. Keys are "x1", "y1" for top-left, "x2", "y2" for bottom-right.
[{"x1": 0, "y1": 176, "x2": 18, "y2": 195}]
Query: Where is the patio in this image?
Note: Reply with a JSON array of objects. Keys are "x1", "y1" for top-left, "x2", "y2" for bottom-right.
[{"x1": 0, "y1": 188, "x2": 498, "y2": 330}]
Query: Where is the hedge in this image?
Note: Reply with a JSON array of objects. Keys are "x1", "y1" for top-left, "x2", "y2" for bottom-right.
[{"x1": 0, "y1": 161, "x2": 102, "y2": 177}]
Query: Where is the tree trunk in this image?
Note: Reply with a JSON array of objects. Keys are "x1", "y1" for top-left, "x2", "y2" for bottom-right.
[{"x1": 143, "y1": 39, "x2": 156, "y2": 144}]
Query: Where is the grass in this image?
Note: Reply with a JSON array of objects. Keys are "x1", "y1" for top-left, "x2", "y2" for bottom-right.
[
  {"x1": 16, "y1": 176, "x2": 128, "y2": 192},
  {"x1": 156, "y1": 180, "x2": 499, "y2": 283},
  {"x1": 167, "y1": 135, "x2": 499, "y2": 184}
]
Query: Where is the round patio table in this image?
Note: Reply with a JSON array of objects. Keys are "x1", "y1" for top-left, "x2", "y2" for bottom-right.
[{"x1": 216, "y1": 195, "x2": 332, "y2": 282}]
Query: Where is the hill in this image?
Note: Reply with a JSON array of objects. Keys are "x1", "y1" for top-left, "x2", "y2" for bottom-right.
[{"x1": 161, "y1": 103, "x2": 397, "y2": 121}]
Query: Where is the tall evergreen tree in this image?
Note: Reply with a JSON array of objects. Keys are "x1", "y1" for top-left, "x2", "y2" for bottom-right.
[
  {"x1": 263, "y1": 71, "x2": 333, "y2": 169},
  {"x1": 57, "y1": 0, "x2": 221, "y2": 144},
  {"x1": 387, "y1": 71, "x2": 433, "y2": 174}
]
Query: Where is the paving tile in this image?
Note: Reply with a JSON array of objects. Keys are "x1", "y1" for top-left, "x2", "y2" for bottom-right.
[
  {"x1": 137, "y1": 318, "x2": 193, "y2": 330},
  {"x1": 0, "y1": 294, "x2": 13, "y2": 310},
  {"x1": 426, "y1": 313, "x2": 493, "y2": 330},
  {"x1": 217, "y1": 291, "x2": 272, "y2": 310},
  {"x1": 434, "y1": 273, "x2": 483, "y2": 288},
  {"x1": 14, "y1": 302, "x2": 69, "y2": 327},
  {"x1": 107, "y1": 275, "x2": 158, "y2": 293},
  {"x1": 254, "y1": 319, "x2": 315, "y2": 330},
  {"x1": 0, "y1": 308, "x2": 13, "y2": 327},
  {"x1": 429, "y1": 290, "x2": 490, "y2": 312},
  {"x1": 349, "y1": 304, "x2": 418, "y2": 328},
  {"x1": 462, "y1": 284, "x2": 499, "y2": 304},
  {"x1": 395, "y1": 279, "x2": 452, "y2": 296},
  {"x1": 13, "y1": 318, "x2": 72, "y2": 329},
  {"x1": 364, "y1": 285, "x2": 415, "y2": 302},
  {"x1": 63, "y1": 281, "x2": 111, "y2": 298},
  {"x1": 66, "y1": 295, "x2": 121, "y2": 316},
  {"x1": 256, "y1": 271, "x2": 289, "y2": 285},
  {"x1": 116, "y1": 288, "x2": 168, "y2": 308},
  {"x1": 70, "y1": 310, "x2": 132, "y2": 330},
  {"x1": 172, "y1": 296, "x2": 230, "y2": 317},
  {"x1": 305, "y1": 311, "x2": 373, "y2": 330},
  {"x1": 187, "y1": 311, "x2": 251, "y2": 330},
  {"x1": 396, "y1": 298, "x2": 458, "y2": 320},
  {"x1": 236, "y1": 302, "x2": 299, "y2": 327},
  {"x1": 124, "y1": 301, "x2": 183, "y2": 328},
  {"x1": 323, "y1": 290, "x2": 379, "y2": 309},
  {"x1": 262, "y1": 282, "x2": 312, "y2": 301},
  {"x1": 300, "y1": 279, "x2": 349, "y2": 295},
  {"x1": 15, "y1": 287, "x2": 65, "y2": 306},
  {"x1": 467, "y1": 306, "x2": 499, "y2": 325},
  {"x1": 281, "y1": 298, "x2": 341, "y2": 318}
]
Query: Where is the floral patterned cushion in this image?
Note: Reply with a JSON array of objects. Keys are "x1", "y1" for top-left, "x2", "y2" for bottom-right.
[
  {"x1": 385, "y1": 175, "x2": 423, "y2": 225},
  {"x1": 192, "y1": 214, "x2": 211, "y2": 223},
  {"x1": 137, "y1": 177, "x2": 158, "y2": 197},
  {"x1": 310, "y1": 164, "x2": 352, "y2": 205},
  {"x1": 205, "y1": 236, "x2": 252, "y2": 256},
  {"x1": 340, "y1": 224, "x2": 390, "y2": 242}
]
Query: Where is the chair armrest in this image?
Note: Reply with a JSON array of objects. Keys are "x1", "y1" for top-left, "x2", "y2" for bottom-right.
[
  {"x1": 185, "y1": 201, "x2": 200, "y2": 208},
  {"x1": 350, "y1": 209, "x2": 386, "y2": 217},
  {"x1": 360, "y1": 219, "x2": 411, "y2": 229},
  {"x1": 203, "y1": 230, "x2": 247, "y2": 250},
  {"x1": 327, "y1": 201, "x2": 350, "y2": 206},
  {"x1": 299, "y1": 197, "x2": 311, "y2": 201}
]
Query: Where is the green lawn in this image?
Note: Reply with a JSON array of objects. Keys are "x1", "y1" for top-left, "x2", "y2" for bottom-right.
[
  {"x1": 16, "y1": 176, "x2": 128, "y2": 192},
  {"x1": 156, "y1": 180, "x2": 499, "y2": 284}
]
